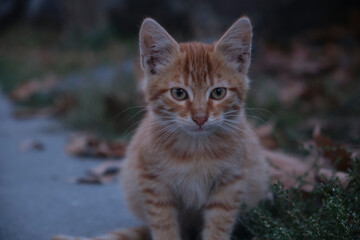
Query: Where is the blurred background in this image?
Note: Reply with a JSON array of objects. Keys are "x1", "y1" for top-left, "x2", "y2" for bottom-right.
[
  {"x1": 0, "y1": 0, "x2": 359, "y2": 239},
  {"x1": 0, "y1": 0, "x2": 360, "y2": 149},
  {"x1": 1, "y1": 0, "x2": 359, "y2": 148}
]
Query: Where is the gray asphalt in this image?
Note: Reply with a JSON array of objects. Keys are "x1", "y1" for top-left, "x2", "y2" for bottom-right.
[{"x1": 0, "y1": 92, "x2": 140, "y2": 240}]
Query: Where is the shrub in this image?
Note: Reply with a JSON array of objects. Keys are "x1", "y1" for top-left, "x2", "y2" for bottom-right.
[{"x1": 234, "y1": 157, "x2": 360, "y2": 240}]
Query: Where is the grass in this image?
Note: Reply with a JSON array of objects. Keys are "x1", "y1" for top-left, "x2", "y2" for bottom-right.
[{"x1": 233, "y1": 156, "x2": 360, "y2": 240}]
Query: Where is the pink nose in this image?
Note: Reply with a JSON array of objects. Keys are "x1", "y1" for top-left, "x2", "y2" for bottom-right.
[{"x1": 192, "y1": 115, "x2": 208, "y2": 127}]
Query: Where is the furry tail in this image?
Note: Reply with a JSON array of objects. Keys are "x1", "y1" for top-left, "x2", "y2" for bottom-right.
[{"x1": 52, "y1": 226, "x2": 150, "y2": 240}]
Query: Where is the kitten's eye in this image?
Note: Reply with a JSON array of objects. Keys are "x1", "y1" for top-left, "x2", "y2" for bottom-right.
[
  {"x1": 210, "y1": 88, "x2": 226, "y2": 100},
  {"x1": 171, "y1": 88, "x2": 188, "y2": 100}
]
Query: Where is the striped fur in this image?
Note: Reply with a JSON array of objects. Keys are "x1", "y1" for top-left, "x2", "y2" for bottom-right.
[
  {"x1": 122, "y1": 17, "x2": 269, "y2": 240},
  {"x1": 54, "y1": 17, "x2": 269, "y2": 240}
]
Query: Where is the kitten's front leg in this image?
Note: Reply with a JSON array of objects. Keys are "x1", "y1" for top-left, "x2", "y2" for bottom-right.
[
  {"x1": 138, "y1": 171, "x2": 181, "y2": 240},
  {"x1": 202, "y1": 174, "x2": 245, "y2": 240}
]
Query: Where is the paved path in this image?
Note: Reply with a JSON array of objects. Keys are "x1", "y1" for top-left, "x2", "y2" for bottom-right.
[{"x1": 0, "y1": 92, "x2": 139, "y2": 240}]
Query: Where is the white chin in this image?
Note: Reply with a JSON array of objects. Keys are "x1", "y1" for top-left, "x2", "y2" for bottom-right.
[{"x1": 182, "y1": 126, "x2": 212, "y2": 136}]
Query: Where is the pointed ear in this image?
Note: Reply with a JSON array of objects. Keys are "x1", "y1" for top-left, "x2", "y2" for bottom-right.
[
  {"x1": 139, "y1": 18, "x2": 179, "y2": 75},
  {"x1": 215, "y1": 17, "x2": 252, "y2": 74}
]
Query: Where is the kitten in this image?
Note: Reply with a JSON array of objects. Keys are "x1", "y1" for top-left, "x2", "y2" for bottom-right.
[
  {"x1": 121, "y1": 17, "x2": 269, "y2": 240},
  {"x1": 53, "y1": 17, "x2": 269, "y2": 240}
]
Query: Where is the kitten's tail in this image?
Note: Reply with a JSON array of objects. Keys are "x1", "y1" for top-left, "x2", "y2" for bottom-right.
[{"x1": 52, "y1": 226, "x2": 150, "y2": 240}]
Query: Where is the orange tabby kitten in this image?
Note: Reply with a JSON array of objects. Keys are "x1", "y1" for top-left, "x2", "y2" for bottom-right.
[
  {"x1": 53, "y1": 17, "x2": 269, "y2": 240},
  {"x1": 122, "y1": 16, "x2": 269, "y2": 240}
]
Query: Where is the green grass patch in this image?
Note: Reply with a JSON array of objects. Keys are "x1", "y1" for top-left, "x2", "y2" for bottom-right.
[{"x1": 233, "y1": 157, "x2": 360, "y2": 240}]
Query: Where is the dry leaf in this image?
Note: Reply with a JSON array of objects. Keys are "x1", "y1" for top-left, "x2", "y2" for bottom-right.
[
  {"x1": 288, "y1": 42, "x2": 334, "y2": 76},
  {"x1": 52, "y1": 232, "x2": 125, "y2": 240},
  {"x1": 51, "y1": 235, "x2": 91, "y2": 240},
  {"x1": 313, "y1": 125, "x2": 351, "y2": 171},
  {"x1": 18, "y1": 139, "x2": 44, "y2": 152},
  {"x1": 65, "y1": 135, "x2": 88, "y2": 156},
  {"x1": 66, "y1": 134, "x2": 126, "y2": 159},
  {"x1": 317, "y1": 168, "x2": 349, "y2": 188},
  {"x1": 67, "y1": 176, "x2": 102, "y2": 185},
  {"x1": 13, "y1": 96, "x2": 75, "y2": 119},
  {"x1": 279, "y1": 80, "x2": 306, "y2": 105},
  {"x1": 258, "y1": 41, "x2": 336, "y2": 77},
  {"x1": 68, "y1": 161, "x2": 122, "y2": 185},
  {"x1": 11, "y1": 76, "x2": 57, "y2": 102},
  {"x1": 88, "y1": 161, "x2": 122, "y2": 177}
]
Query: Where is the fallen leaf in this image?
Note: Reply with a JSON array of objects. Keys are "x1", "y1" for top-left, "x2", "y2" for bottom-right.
[
  {"x1": 68, "y1": 161, "x2": 122, "y2": 185},
  {"x1": 51, "y1": 235, "x2": 91, "y2": 240},
  {"x1": 18, "y1": 139, "x2": 44, "y2": 152},
  {"x1": 65, "y1": 134, "x2": 126, "y2": 159},
  {"x1": 88, "y1": 161, "x2": 122, "y2": 177},
  {"x1": 13, "y1": 96, "x2": 75, "y2": 119},
  {"x1": 11, "y1": 76, "x2": 57, "y2": 102},
  {"x1": 317, "y1": 168, "x2": 349, "y2": 188},
  {"x1": 67, "y1": 176, "x2": 102, "y2": 185},
  {"x1": 279, "y1": 80, "x2": 307, "y2": 105},
  {"x1": 52, "y1": 230, "x2": 132, "y2": 240},
  {"x1": 289, "y1": 42, "x2": 335, "y2": 77},
  {"x1": 313, "y1": 125, "x2": 351, "y2": 171},
  {"x1": 65, "y1": 135, "x2": 88, "y2": 156}
]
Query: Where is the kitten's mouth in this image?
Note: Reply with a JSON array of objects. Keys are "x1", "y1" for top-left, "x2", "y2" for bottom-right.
[
  {"x1": 197, "y1": 125, "x2": 211, "y2": 131},
  {"x1": 182, "y1": 124, "x2": 213, "y2": 136}
]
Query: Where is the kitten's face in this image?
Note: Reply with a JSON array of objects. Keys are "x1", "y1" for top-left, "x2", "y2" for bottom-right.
[
  {"x1": 139, "y1": 18, "x2": 252, "y2": 137},
  {"x1": 147, "y1": 43, "x2": 248, "y2": 136}
]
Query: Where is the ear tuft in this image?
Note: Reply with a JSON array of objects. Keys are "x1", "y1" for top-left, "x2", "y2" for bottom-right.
[
  {"x1": 139, "y1": 18, "x2": 179, "y2": 75},
  {"x1": 215, "y1": 17, "x2": 252, "y2": 74}
]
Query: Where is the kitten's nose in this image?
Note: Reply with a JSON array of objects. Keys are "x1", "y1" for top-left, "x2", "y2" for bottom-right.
[{"x1": 192, "y1": 115, "x2": 208, "y2": 127}]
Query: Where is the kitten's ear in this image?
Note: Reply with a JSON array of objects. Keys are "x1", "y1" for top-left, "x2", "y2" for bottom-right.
[
  {"x1": 139, "y1": 18, "x2": 179, "y2": 75},
  {"x1": 215, "y1": 17, "x2": 252, "y2": 74}
]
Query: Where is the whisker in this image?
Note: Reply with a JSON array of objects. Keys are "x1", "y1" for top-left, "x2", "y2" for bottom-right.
[
  {"x1": 222, "y1": 118, "x2": 266, "y2": 137},
  {"x1": 157, "y1": 109, "x2": 176, "y2": 115},
  {"x1": 222, "y1": 120, "x2": 257, "y2": 142},
  {"x1": 154, "y1": 125, "x2": 179, "y2": 149},
  {"x1": 145, "y1": 127, "x2": 175, "y2": 150},
  {"x1": 124, "y1": 118, "x2": 176, "y2": 139},
  {"x1": 136, "y1": 121, "x2": 178, "y2": 149},
  {"x1": 123, "y1": 119, "x2": 143, "y2": 136},
  {"x1": 219, "y1": 123, "x2": 238, "y2": 139},
  {"x1": 245, "y1": 108, "x2": 278, "y2": 122},
  {"x1": 224, "y1": 109, "x2": 240, "y2": 115},
  {"x1": 246, "y1": 107, "x2": 276, "y2": 116},
  {"x1": 115, "y1": 105, "x2": 146, "y2": 118},
  {"x1": 245, "y1": 114, "x2": 272, "y2": 126},
  {"x1": 126, "y1": 108, "x2": 147, "y2": 123}
]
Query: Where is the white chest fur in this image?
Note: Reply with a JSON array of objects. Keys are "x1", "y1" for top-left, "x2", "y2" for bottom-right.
[{"x1": 159, "y1": 158, "x2": 232, "y2": 209}]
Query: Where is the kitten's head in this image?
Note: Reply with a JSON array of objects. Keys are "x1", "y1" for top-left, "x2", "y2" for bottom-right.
[{"x1": 139, "y1": 17, "x2": 252, "y2": 137}]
